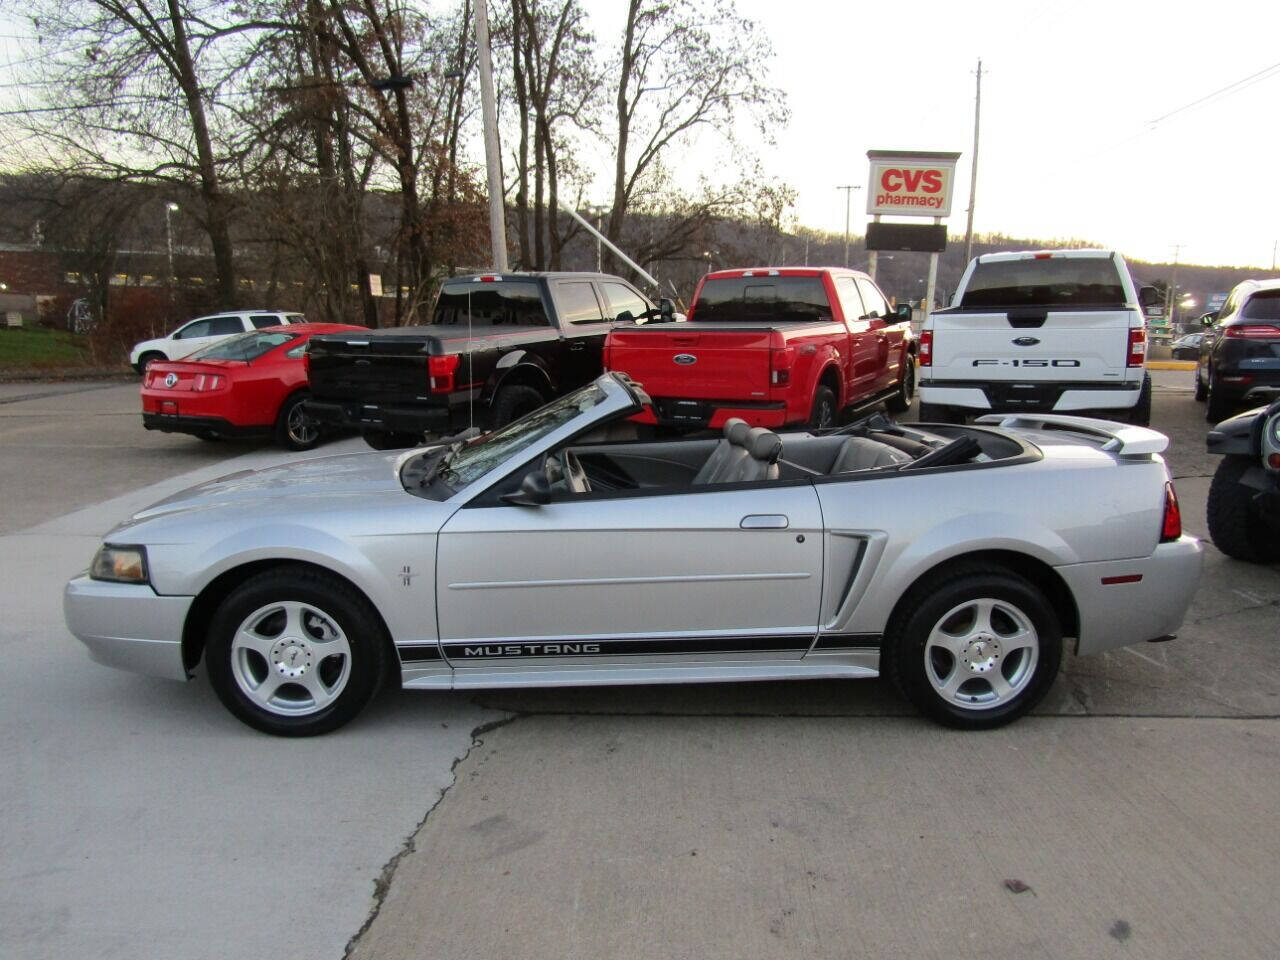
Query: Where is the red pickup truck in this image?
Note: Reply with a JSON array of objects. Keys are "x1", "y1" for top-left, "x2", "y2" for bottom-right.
[{"x1": 603, "y1": 267, "x2": 916, "y2": 429}]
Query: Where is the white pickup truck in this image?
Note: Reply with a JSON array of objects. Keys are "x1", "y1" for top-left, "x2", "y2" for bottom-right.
[{"x1": 917, "y1": 250, "x2": 1159, "y2": 425}]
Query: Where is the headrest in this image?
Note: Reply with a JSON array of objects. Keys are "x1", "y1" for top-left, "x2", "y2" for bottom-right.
[
  {"x1": 745, "y1": 427, "x2": 783, "y2": 462},
  {"x1": 724, "y1": 418, "x2": 751, "y2": 446}
]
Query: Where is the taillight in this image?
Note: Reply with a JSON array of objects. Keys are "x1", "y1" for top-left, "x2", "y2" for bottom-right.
[
  {"x1": 429, "y1": 353, "x2": 461, "y2": 393},
  {"x1": 303, "y1": 349, "x2": 311, "y2": 380},
  {"x1": 919, "y1": 330, "x2": 933, "y2": 367},
  {"x1": 1160, "y1": 480, "x2": 1181, "y2": 542},
  {"x1": 1224, "y1": 324, "x2": 1280, "y2": 338},
  {"x1": 769, "y1": 330, "x2": 794, "y2": 386},
  {"x1": 1127, "y1": 327, "x2": 1146, "y2": 367},
  {"x1": 192, "y1": 374, "x2": 223, "y2": 391}
]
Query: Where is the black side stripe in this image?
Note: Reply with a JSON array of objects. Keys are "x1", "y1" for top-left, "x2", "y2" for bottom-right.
[
  {"x1": 811, "y1": 633, "x2": 882, "y2": 651},
  {"x1": 397, "y1": 645, "x2": 443, "y2": 663}
]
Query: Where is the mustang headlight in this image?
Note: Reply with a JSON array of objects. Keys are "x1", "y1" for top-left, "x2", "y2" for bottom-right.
[{"x1": 90, "y1": 544, "x2": 150, "y2": 584}]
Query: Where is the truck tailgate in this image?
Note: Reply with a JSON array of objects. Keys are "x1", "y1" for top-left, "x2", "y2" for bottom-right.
[
  {"x1": 605, "y1": 325, "x2": 773, "y2": 400},
  {"x1": 929, "y1": 309, "x2": 1132, "y2": 382},
  {"x1": 307, "y1": 332, "x2": 436, "y2": 405}
]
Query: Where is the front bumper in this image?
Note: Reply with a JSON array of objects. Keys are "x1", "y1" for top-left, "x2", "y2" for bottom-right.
[
  {"x1": 1055, "y1": 535, "x2": 1204, "y2": 656},
  {"x1": 63, "y1": 576, "x2": 193, "y2": 681},
  {"x1": 919, "y1": 379, "x2": 1142, "y2": 414}
]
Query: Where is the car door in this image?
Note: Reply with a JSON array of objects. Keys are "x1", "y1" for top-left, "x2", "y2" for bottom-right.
[
  {"x1": 551, "y1": 280, "x2": 613, "y2": 386},
  {"x1": 833, "y1": 277, "x2": 880, "y2": 398},
  {"x1": 172, "y1": 315, "x2": 245, "y2": 359},
  {"x1": 855, "y1": 277, "x2": 899, "y2": 392},
  {"x1": 434, "y1": 479, "x2": 825, "y2": 674}
]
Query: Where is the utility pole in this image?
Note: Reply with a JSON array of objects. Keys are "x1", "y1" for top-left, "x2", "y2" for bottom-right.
[
  {"x1": 1272, "y1": 239, "x2": 1277, "y2": 271},
  {"x1": 962, "y1": 59, "x2": 982, "y2": 265},
  {"x1": 474, "y1": 0, "x2": 508, "y2": 271},
  {"x1": 1167, "y1": 244, "x2": 1183, "y2": 334},
  {"x1": 836, "y1": 185, "x2": 861, "y2": 268},
  {"x1": 164, "y1": 202, "x2": 179, "y2": 333}
]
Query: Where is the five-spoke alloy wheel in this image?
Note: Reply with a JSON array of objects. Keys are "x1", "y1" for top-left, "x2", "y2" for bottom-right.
[
  {"x1": 206, "y1": 567, "x2": 389, "y2": 736},
  {"x1": 886, "y1": 564, "x2": 1062, "y2": 729}
]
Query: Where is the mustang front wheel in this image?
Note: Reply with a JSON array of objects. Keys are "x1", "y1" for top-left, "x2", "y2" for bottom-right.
[
  {"x1": 206, "y1": 568, "x2": 389, "y2": 736},
  {"x1": 886, "y1": 565, "x2": 1062, "y2": 729}
]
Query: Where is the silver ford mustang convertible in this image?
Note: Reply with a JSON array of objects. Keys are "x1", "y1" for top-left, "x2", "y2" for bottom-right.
[{"x1": 65, "y1": 373, "x2": 1202, "y2": 735}]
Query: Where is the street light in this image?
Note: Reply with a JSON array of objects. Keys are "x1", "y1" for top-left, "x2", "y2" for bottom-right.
[
  {"x1": 583, "y1": 204, "x2": 609, "y2": 272},
  {"x1": 836, "y1": 185, "x2": 862, "y2": 268}
]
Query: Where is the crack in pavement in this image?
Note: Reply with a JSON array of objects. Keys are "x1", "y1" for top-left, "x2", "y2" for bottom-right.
[
  {"x1": 1190, "y1": 597, "x2": 1280, "y2": 625},
  {"x1": 341, "y1": 713, "x2": 520, "y2": 960}
]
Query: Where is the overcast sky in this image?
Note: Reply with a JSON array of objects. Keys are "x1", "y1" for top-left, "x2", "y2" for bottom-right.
[
  {"x1": 2, "y1": 1, "x2": 1277, "y2": 270},
  {"x1": 580, "y1": 0, "x2": 1280, "y2": 270}
]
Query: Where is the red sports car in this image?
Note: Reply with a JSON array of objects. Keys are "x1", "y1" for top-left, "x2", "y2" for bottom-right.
[{"x1": 141, "y1": 323, "x2": 366, "y2": 450}]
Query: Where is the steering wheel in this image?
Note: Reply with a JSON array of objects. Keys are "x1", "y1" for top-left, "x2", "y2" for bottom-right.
[{"x1": 560, "y1": 449, "x2": 590, "y2": 494}]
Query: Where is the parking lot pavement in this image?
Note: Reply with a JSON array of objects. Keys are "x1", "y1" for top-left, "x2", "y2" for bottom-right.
[
  {"x1": 5, "y1": 367, "x2": 1279, "y2": 959},
  {"x1": 1, "y1": 417, "x2": 500, "y2": 960}
]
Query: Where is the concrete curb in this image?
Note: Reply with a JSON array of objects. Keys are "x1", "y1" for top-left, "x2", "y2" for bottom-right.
[{"x1": 1147, "y1": 360, "x2": 1195, "y2": 371}]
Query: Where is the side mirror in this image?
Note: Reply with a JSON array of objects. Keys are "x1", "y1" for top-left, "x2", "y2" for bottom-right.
[
  {"x1": 1138, "y1": 285, "x2": 1163, "y2": 309},
  {"x1": 659, "y1": 297, "x2": 676, "y2": 321},
  {"x1": 894, "y1": 302, "x2": 913, "y2": 322},
  {"x1": 501, "y1": 468, "x2": 551, "y2": 506},
  {"x1": 615, "y1": 309, "x2": 634, "y2": 324}
]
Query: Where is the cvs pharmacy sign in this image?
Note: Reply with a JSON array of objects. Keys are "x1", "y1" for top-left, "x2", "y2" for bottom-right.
[{"x1": 865, "y1": 150, "x2": 960, "y2": 218}]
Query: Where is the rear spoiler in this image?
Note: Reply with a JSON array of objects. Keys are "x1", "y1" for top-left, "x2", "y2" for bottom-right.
[{"x1": 975, "y1": 414, "x2": 1168, "y2": 457}]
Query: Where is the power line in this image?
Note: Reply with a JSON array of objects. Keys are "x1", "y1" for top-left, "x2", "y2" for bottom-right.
[{"x1": 1147, "y1": 58, "x2": 1280, "y2": 128}]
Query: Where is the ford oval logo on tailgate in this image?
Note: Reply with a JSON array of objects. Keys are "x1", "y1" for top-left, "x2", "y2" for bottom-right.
[
  {"x1": 1012, "y1": 337, "x2": 1041, "y2": 347},
  {"x1": 673, "y1": 353, "x2": 697, "y2": 365}
]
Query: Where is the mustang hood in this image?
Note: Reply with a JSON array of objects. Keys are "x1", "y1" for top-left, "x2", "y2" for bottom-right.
[{"x1": 129, "y1": 450, "x2": 408, "y2": 522}]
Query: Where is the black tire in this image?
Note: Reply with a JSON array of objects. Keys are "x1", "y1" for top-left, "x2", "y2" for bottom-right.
[
  {"x1": 205, "y1": 566, "x2": 390, "y2": 736},
  {"x1": 275, "y1": 392, "x2": 321, "y2": 451},
  {"x1": 1206, "y1": 456, "x2": 1279, "y2": 563},
  {"x1": 917, "y1": 401, "x2": 962, "y2": 424},
  {"x1": 808, "y1": 385, "x2": 838, "y2": 430},
  {"x1": 1127, "y1": 373, "x2": 1152, "y2": 426},
  {"x1": 135, "y1": 351, "x2": 165, "y2": 375},
  {"x1": 884, "y1": 357, "x2": 916, "y2": 414},
  {"x1": 490, "y1": 384, "x2": 546, "y2": 429},
  {"x1": 884, "y1": 564, "x2": 1062, "y2": 729},
  {"x1": 1206, "y1": 374, "x2": 1235, "y2": 423},
  {"x1": 363, "y1": 431, "x2": 421, "y2": 450},
  {"x1": 1194, "y1": 366, "x2": 1207, "y2": 401}
]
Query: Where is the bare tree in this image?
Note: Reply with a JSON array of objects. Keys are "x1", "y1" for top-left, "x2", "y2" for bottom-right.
[{"x1": 605, "y1": 0, "x2": 787, "y2": 276}]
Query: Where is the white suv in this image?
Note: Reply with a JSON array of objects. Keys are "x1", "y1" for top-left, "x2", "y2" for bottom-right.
[{"x1": 129, "y1": 310, "x2": 306, "y2": 373}]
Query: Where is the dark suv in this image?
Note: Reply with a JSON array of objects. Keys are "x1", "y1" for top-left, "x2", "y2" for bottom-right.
[{"x1": 1196, "y1": 278, "x2": 1280, "y2": 422}]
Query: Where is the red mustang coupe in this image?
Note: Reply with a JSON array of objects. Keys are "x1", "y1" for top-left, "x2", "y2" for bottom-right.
[{"x1": 141, "y1": 323, "x2": 366, "y2": 450}]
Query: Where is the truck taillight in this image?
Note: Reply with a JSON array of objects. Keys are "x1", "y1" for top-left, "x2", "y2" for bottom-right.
[
  {"x1": 770, "y1": 331, "x2": 794, "y2": 386},
  {"x1": 1127, "y1": 327, "x2": 1146, "y2": 367},
  {"x1": 1160, "y1": 481, "x2": 1181, "y2": 542},
  {"x1": 428, "y1": 353, "x2": 461, "y2": 393},
  {"x1": 919, "y1": 330, "x2": 933, "y2": 367},
  {"x1": 302, "y1": 350, "x2": 310, "y2": 380}
]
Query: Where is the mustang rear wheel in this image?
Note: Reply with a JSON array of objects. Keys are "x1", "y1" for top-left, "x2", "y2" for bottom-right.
[
  {"x1": 276, "y1": 392, "x2": 321, "y2": 451},
  {"x1": 886, "y1": 565, "x2": 1062, "y2": 729},
  {"x1": 206, "y1": 568, "x2": 389, "y2": 736}
]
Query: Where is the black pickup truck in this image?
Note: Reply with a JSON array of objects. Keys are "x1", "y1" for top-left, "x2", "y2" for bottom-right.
[{"x1": 305, "y1": 271, "x2": 668, "y2": 448}]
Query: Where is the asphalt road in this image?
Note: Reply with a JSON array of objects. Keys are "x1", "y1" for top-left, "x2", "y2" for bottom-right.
[{"x1": 2, "y1": 372, "x2": 1277, "y2": 959}]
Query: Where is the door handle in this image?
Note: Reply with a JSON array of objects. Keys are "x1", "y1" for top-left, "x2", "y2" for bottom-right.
[
  {"x1": 569, "y1": 342, "x2": 585, "y2": 351},
  {"x1": 740, "y1": 514, "x2": 789, "y2": 529}
]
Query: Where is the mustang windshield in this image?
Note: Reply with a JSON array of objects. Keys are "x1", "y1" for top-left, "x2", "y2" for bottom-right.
[
  {"x1": 190, "y1": 331, "x2": 298, "y2": 361},
  {"x1": 439, "y1": 383, "x2": 607, "y2": 489}
]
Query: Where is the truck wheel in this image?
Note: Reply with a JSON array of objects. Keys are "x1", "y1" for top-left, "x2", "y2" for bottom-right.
[
  {"x1": 917, "y1": 402, "x2": 962, "y2": 424},
  {"x1": 1193, "y1": 366, "x2": 1207, "y2": 402},
  {"x1": 808, "y1": 386, "x2": 837, "y2": 430},
  {"x1": 363, "y1": 431, "x2": 420, "y2": 450},
  {"x1": 884, "y1": 563, "x2": 1062, "y2": 729},
  {"x1": 1127, "y1": 373, "x2": 1152, "y2": 426},
  {"x1": 885, "y1": 359, "x2": 915, "y2": 414},
  {"x1": 1205, "y1": 375, "x2": 1234, "y2": 423},
  {"x1": 1207, "y1": 455, "x2": 1279, "y2": 562},
  {"x1": 490, "y1": 385, "x2": 546, "y2": 429}
]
